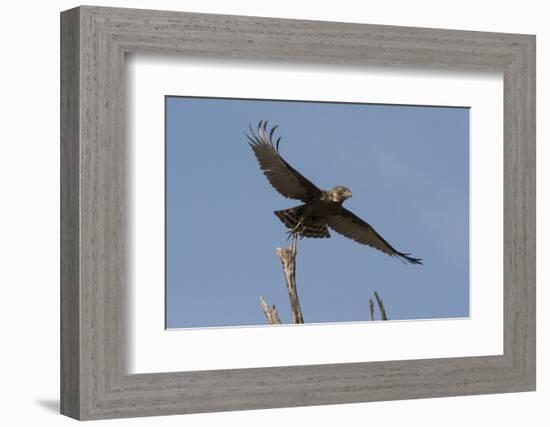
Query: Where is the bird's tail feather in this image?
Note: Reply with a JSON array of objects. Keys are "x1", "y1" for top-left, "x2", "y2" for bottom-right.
[{"x1": 274, "y1": 207, "x2": 330, "y2": 239}]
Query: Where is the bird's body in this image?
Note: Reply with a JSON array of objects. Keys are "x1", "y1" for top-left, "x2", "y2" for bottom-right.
[
  {"x1": 274, "y1": 188, "x2": 351, "y2": 239},
  {"x1": 247, "y1": 121, "x2": 422, "y2": 265}
]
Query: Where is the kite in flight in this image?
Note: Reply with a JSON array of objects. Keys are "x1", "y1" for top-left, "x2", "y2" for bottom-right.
[{"x1": 247, "y1": 120, "x2": 422, "y2": 265}]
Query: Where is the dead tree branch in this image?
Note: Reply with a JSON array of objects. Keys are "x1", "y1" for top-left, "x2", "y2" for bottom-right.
[
  {"x1": 259, "y1": 296, "x2": 282, "y2": 324},
  {"x1": 374, "y1": 291, "x2": 388, "y2": 320},
  {"x1": 275, "y1": 236, "x2": 304, "y2": 324},
  {"x1": 369, "y1": 298, "x2": 375, "y2": 321}
]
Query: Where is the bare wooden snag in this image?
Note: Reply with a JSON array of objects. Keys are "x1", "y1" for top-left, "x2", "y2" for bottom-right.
[
  {"x1": 260, "y1": 296, "x2": 282, "y2": 324},
  {"x1": 369, "y1": 291, "x2": 389, "y2": 321},
  {"x1": 276, "y1": 237, "x2": 304, "y2": 324},
  {"x1": 258, "y1": 236, "x2": 304, "y2": 324},
  {"x1": 369, "y1": 298, "x2": 375, "y2": 321}
]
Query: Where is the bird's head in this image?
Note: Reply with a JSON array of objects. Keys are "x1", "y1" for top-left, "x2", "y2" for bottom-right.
[{"x1": 329, "y1": 186, "x2": 352, "y2": 203}]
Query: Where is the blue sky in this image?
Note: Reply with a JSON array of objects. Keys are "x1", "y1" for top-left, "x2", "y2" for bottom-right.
[{"x1": 165, "y1": 96, "x2": 469, "y2": 328}]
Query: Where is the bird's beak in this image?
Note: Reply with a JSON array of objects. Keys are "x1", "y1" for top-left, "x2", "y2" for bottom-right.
[{"x1": 346, "y1": 190, "x2": 352, "y2": 199}]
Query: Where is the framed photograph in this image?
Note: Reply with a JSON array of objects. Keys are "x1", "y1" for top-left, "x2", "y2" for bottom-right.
[{"x1": 60, "y1": 6, "x2": 535, "y2": 420}]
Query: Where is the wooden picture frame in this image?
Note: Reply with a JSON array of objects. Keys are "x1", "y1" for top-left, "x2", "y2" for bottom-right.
[{"x1": 60, "y1": 5, "x2": 535, "y2": 420}]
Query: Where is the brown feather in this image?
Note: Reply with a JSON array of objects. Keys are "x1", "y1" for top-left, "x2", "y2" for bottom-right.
[
  {"x1": 247, "y1": 121, "x2": 322, "y2": 202},
  {"x1": 327, "y1": 208, "x2": 422, "y2": 264},
  {"x1": 274, "y1": 208, "x2": 330, "y2": 239}
]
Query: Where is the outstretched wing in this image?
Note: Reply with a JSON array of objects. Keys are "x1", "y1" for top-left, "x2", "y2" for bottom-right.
[
  {"x1": 247, "y1": 121, "x2": 322, "y2": 202},
  {"x1": 327, "y1": 207, "x2": 422, "y2": 265}
]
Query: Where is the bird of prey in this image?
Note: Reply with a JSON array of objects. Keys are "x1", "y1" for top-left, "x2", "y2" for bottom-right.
[{"x1": 247, "y1": 120, "x2": 422, "y2": 265}]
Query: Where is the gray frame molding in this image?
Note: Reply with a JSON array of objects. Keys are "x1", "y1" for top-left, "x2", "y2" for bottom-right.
[{"x1": 60, "y1": 5, "x2": 536, "y2": 420}]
